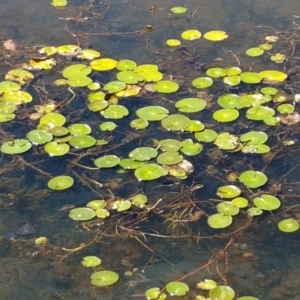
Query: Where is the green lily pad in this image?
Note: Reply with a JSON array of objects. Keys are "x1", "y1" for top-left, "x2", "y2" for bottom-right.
[
  {"x1": 130, "y1": 118, "x2": 149, "y2": 129},
  {"x1": 217, "y1": 185, "x2": 241, "y2": 198},
  {"x1": 69, "y1": 207, "x2": 96, "y2": 221},
  {"x1": 5, "y1": 69, "x2": 34, "y2": 85},
  {"x1": 90, "y1": 58, "x2": 117, "y2": 71},
  {"x1": 0, "y1": 113, "x2": 15, "y2": 122},
  {"x1": 134, "y1": 64, "x2": 158, "y2": 73},
  {"x1": 246, "y1": 106, "x2": 275, "y2": 121},
  {"x1": 277, "y1": 104, "x2": 294, "y2": 114},
  {"x1": 194, "y1": 129, "x2": 218, "y2": 143},
  {"x1": 1, "y1": 139, "x2": 32, "y2": 154},
  {"x1": 239, "y1": 170, "x2": 268, "y2": 188},
  {"x1": 192, "y1": 77, "x2": 213, "y2": 89},
  {"x1": 94, "y1": 155, "x2": 120, "y2": 168},
  {"x1": 232, "y1": 197, "x2": 249, "y2": 208},
  {"x1": 166, "y1": 282, "x2": 189, "y2": 296},
  {"x1": 239, "y1": 72, "x2": 262, "y2": 84},
  {"x1": 214, "y1": 132, "x2": 239, "y2": 150},
  {"x1": 247, "y1": 207, "x2": 263, "y2": 216},
  {"x1": 175, "y1": 98, "x2": 207, "y2": 113},
  {"x1": 48, "y1": 175, "x2": 74, "y2": 190},
  {"x1": 87, "y1": 200, "x2": 107, "y2": 210},
  {"x1": 69, "y1": 135, "x2": 96, "y2": 149},
  {"x1": 0, "y1": 81, "x2": 21, "y2": 93},
  {"x1": 100, "y1": 121, "x2": 117, "y2": 131},
  {"x1": 95, "y1": 208, "x2": 110, "y2": 219},
  {"x1": 57, "y1": 44, "x2": 81, "y2": 56},
  {"x1": 119, "y1": 158, "x2": 145, "y2": 169},
  {"x1": 253, "y1": 194, "x2": 281, "y2": 211},
  {"x1": 166, "y1": 39, "x2": 181, "y2": 47},
  {"x1": 117, "y1": 71, "x2": 143, "y2": 84},
  {"x1": 204, "y1": 30, "x2": 228, "y2": 41},
  {"x1": 101, "y1": 105, "x2": 129, "y2": 119},
  {"x1": 260, "y1": 87, "x2": 278, "y2": 95},
  {"x1": 213, "y1": 108, "x2": 239, "y2": 122},
  {"x1": 116, "y1": 59, "x2": 137, "y2": 71},
  {"x1": 226, "y1": 67, "x2": 242, "y2": 76},
  {"x1": 240, "y1": 131, "x2": 268, "y2": 145},
  {"x1": 3, "y1": 91, "x2": 33, "y2": 105},
  {"x1": 209, "y1": 285, "x2": 235, "y2": 300},
  {"x1": 158, "y1": 139, "x2": 182, "y2": 152},
  {"x1": 153, "y1": 80, "x2": 179, "y2": 93},
  {"x1": 197, "y1": 279, "x2": 217, "y2": 290},
  {"x1": 68, "y1": 124, "x2": 92, "y2": 135},
  {"x1": 171, "y1": 7, "x2": 187, "y2": 14},
  {"x1": 184, "y1": 120, "x2": 205, "y2": 132},
  {"x1": 44, "y1": 141, "x2": 70, "y2": 156},
  {"x1": 62, "y1": 64, "x2": 92, "y2": 78},
  {"x1": 206, "y1": 67, "x2": 227, "y2": 78},
  {"x1": 157, "y1": 151, "x2": 183, "y2": 165},
  {"x1": 129, "y1": 147, "x2": 158, "y2": 161},
  {"x1": 81, "y1": 256, "x2": 101, "y2": 267},
  {"x1": 278, "y1": 218, "x2": 299, "y2": 233},
  {"x1": 180, "y1": 139, "x2": 203, "y2": 156},
  {"x1": 223, "y1": 75, "x2": 241, "y2": 86},
  {"x1": 131, "y1": 194, "x2": 147, "y2": 208},
  {"x1": 88, "y1": 91, "x2": 105, "y2": 102},
  {"x1": 0, "y1": 101, "x2": 16, "y2": 114},
  {"x1": 161, "y1": 114, "x2": 191, "y2": 131},
  {"x1": 242, "y1": 144, "x2": 270, "y2": 154},
  {"x1": 112, "y1": 199, "x2": 131, "y2": 212},
  {"x1": 217, "y1": 201, "x2": 240, "y2": 216},
  {"x1": 145, "y1": 287, "x2": 164, "y2": 300},
  {"x1": 27, "y1": 130, "x2": 53, "y2": 145},
  {"x1": 67, "y1": 75, "x2": 93, "y2": 87},
  {"x1": 48, "y1": 126, "x2": 69, "y2": 137},
  {"x1": 141, "y1": 70, "x2": 163, "y2": 82},
  {"x1": 103, "y1": 81, "x2": 126, "y2": 93},
  {"x1": 246, "y1": 47, "x2": 264, "y2": 57},
  {"x1": 207, "y1": 213, "x2": 233, "y2": 229},
  {"x1": 91, "y1": 270, "x2": 119, "y2": 287},
  {"x1": 181, "y1": 29, "x2": 201, "y2": 40},
  {"x1": 77, "y1": 49, "x2": 100, "y2": 60},
  {"x1": 136, "y1": 106, "x2": 169, "y2": 121},
  {"x1": 88, "y1": 100, "x2": 109, "y2": 112},
  {"x1": 217, "y1": 94, "x2": 242, "y2": 109},
  {"x1": 259, "y1": 70, "x2": 287, "y2": 83},
  {"x1": 134, "y1": 163, "x2": 166, "y2": 181},
  {"x1": 40, "y1": 113, "x2": 66, "y2": 127}
]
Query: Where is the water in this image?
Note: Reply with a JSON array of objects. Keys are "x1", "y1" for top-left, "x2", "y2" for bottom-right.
[{"x1": 1, "y1": 0, "x2": 300, "y2": 299}]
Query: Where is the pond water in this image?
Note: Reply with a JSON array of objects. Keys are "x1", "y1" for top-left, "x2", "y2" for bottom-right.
[{"x1": 1, "y1": 0, "x2": 300, "y2": 299}]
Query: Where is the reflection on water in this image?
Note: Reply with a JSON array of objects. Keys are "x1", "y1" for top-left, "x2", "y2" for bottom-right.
[{"x1": 1, "y1": 0, "x2": 300, "y2": 299}]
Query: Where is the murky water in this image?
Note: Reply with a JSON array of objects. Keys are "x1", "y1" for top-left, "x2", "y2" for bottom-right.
[{"x1": 1, "y1": 0, "x2": 300, "y2": 299}]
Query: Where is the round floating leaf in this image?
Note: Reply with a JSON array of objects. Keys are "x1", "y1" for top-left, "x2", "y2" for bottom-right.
[
  {"x1": 141, "y1": 71, "x2": 163, "y2": 82},
  {"x1": 218, "y1": 94, "x2": 241, "y2": 109},
  {"x1": 161, "y1": 114, "x2": 191, "y2": 131},
  {"x1": 157, "y1": 151, "x2": 183, "y2": 165},
  {"x1": 119, "y1": 158, "x2": 145, "y2": 169},
  {"x1": 278, "y1": 218, "x2": 299, "y2": 233},
  {"x1": 62, "y1": 64, "x2": 92, "y2": 78},
  {"x1": 5, "y1": 69, "x2": 34, "y2": 85},
  {"x1": 239, "y1": 170, "x2": 268, "y2": 188},
  {"x1": 158, "y1": 139, "x2": 182, "y2": 152},
  {"x1": 27, "y1": 129, "x2": 53, "y2": 145},
  {"x1": 52, "y1": 0, "x2": 67, "y2": 7},
  {"x1": 209, "y1": 285, "x2": 235, "y2": 300},
  {"x1": 145, "y1": 287, "x2": 162, "y2": 300},
  {"x1": 136, "y1": 106, "x2": 169, "y2": 121},
  {"x1": 103, "y1": 81, "x2": 126, "y2": 93},
  {"x1": 217, "y1": 185, "x2": 241, "y2": 199},
  {"x1": 88, "y1": 100, "x2": 109, "y2": 112},
  {"x1": 117, "y1": 85, "x2": 141, "y2": 97},
  {"x1": 48, "y1": 126, "x2": 69, "y2": 137},
  {"x1": 68, "y1": 124, "x2": 92, "y2": 135},
  {"x1": 69, "y1": 207, "x2": 96, "y2": 221},
  {"x1": 0, "y1": 81, "x2": 21, "y2": 93},
  {"x1": 259, "y1": 70, "x2": 287, "y2": 83},
  {"x1": 130, "y1": 118, "x2": 149, "y2": 129},
  {"x1": 94, "y1": 155, "x2": 120, "y2": 168},
  {"x1": 131, "y1": 194, "x2": 147, "y2": 207},
  {"x1": 77, "y1": 49, "x2": 100, "y2": 60},
  {"x1": 184, "y1": 120, "x2": 205, "y2": 132},
  {"x1": 259, "y1": 43, "x2": 273, "y2": 50},
  {"x1": 239, "y1": 72, "x2": 262, "y2": 84},
  {"x1": 90, "y1": 58, "x2": 117, "y2": 71},
  {"x1": 180, "y1": 139, "x2": 203, "y2": 156},
  {"x1": 253, "y1": 194, "x2": 281, "y2": 211},
  {"x1": 246, "y1": 47, "x2": 264, "y2": 57},
  {"x1": 113, "y1": 199, "x2": 131, "y2": 212},
  {"x1": 206, "y1": 67, "x2": 227, "y2": 78},
  {"x1": 134, "y1": 64, "x2": 158, "y2": 73},
  {"x1": 261, "y1": 87, "x2": 278, "y2": 95},
  {"x1": 166, "y1": 39, "x2": 181, "y2": 47},
  {"x1": 223, "y1": 75, "x2": 241, "y2": 86},
  {"x1": 117, "y1": 71, "x2": 143, "y2": 84},
  {"x1": 166, "y1": 282, "x2": 189, "y2": 296},
  {"x1": 240, "y1": 131, "x2": 268, "y2": 145},
  {"x1": 171, "y1": 7, "x2": 187, "y2": 14},
  {"x1": 3, "y1": 91, "x2": 33, "y2": 105},
  {"x1": 175, "y1": 98, "x2": 207, "y2": 113},
  {"x1": 101, "y1": 105, "x2": 129, "y2": 119},
  {"x1": 67, "y1": 75, "x2": 93, "y2": 87},
  {"x1": 247, "y1": 207, "x2": 263, "y2": 216},
  {"x1": 40, "y1": 113, "x2": 66, "y2": 127},
  {"x1": 95, "y1": 208, "x2": 110, "y2": 219},
  {"x1": 217, "y1": 201, "x2": 240, "y2": 216},
  {"x1": 116, "y1": 59, "x2": 137, "y2": 71},
  {"x1": 246, "y1": 106, "x2": 275, "y2": 121},
  {"x1": 213, "y1": 108, "x2": 239, "y2": 122},
  {"x1": 88, "y1": 91, "x2": 105, "y2": 102},
  {"x1": 226, "y1": 67, "x2": 242, "y2": 76},
  {"x1": 1, "y1": 139, "x2": 32, "y2": 154},
  {"x1": 82, "y1": 256, "x2": 101, "y2": 267},
  {"x1": 192, "y1": 77, "x2": 213, "y2": 89},
  {"x1": 0, "y1": 113, "x2": 15, "y2": 122},
  {"x1": 204, "y1": 30, "x2": 228, "y2": 41},
  {"x1": 134, "y1": 163, "x2": 166, "y2": 181},
  {"x1": 0, "y1": 102, "x2": 16, "y2": 114},
  {"x1": 214, "y1": 132, "x2": 239, "y2": 150},
  {"x1": 129, "y1": 147, "x2": 158, "y2": 161},
  {"x1": 153, "y1": 80, "x2": 179, "y2": 93},
  {"x1": 48, "y1": 175, "x2": 74, "y2": 190},
  {"x1": 35, "y1": 237, "x2": 49, "y2": 246},
  {"x1": 39, "y1": 46, "x2": 58, "y2": 56},
  {"x1": 277, "y1": 104, "x2": 294, "y2": 114},
  {"x1": 197, "y1": 279, "x2": 217, "y2": 290},
  {"x1": 242, "y1": 144, "x2": 270, "y2": 154},
  {"x1": 91, "y1": 270, "x2": 119, "y2": 287},
  {"x1": 181, "y1": 29, "x2": 201, "y2": 40},
  {"x1": 207, "y1": 213, "x2": 233, "y2": 229},
  {"x1": 69, "y1": 135, "x2": 96, "y2": 149},
  {"x1": 87, "y1": 200, "x2": 107, "y2": 210},
  {"x1": 100, "y1": 121, "x2": 117, "y2": 131},
  {"x1": 44, "y1": 141, "x2": 70, "y2": 156},
  {"x1": 195, "y1": 129, "x2": 218, "y2": 143},
  {"x1": 232, "y1": 197, "x2": 249, "y2": 208}
]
